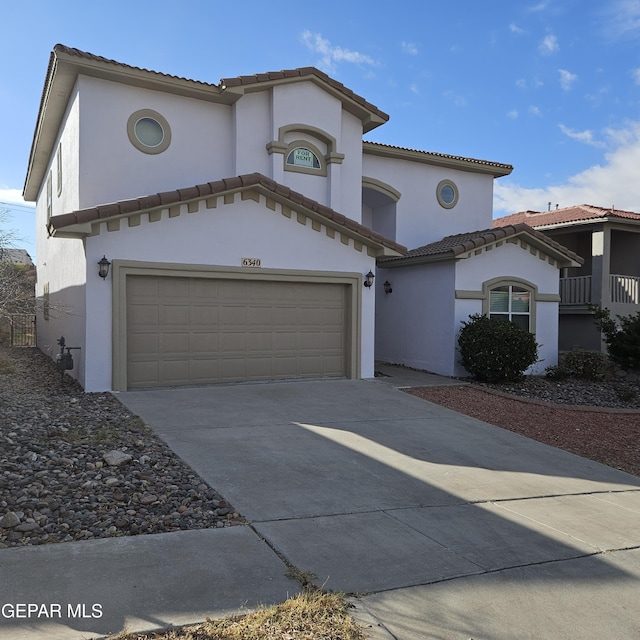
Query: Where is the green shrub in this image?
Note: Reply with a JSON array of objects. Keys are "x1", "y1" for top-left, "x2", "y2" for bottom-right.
[
  {"x1": 544, "y1": 365, "x2": 571, "y2": 381},
  {"x1": 564, "y1": 348, "x2": 608, "y2": 381},
  {"x1": 612, "y1": 383, "x2": 637, "y2": 403},
  {"x1": 591, "y1": 305, "x2": 640, "y2": 370},
  {"x1": 457, "y1": 314, "x2": 539, "y2": 382}
]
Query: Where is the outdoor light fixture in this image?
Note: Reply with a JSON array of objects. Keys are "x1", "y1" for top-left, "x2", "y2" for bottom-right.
[
  {"x1": 383, "y1": 280, "x2": 392, "y2": 294},
  {"x1": 364, "y1": 270, "x2": 375, "y2": 288},
  {"x1": 98, "y1": 255, "x2": 111, "y2": 280}
]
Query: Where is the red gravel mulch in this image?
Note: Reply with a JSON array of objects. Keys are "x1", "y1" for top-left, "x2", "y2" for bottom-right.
[{"x1": 407, "y1": 385, "x2": 640, "y2": 477}]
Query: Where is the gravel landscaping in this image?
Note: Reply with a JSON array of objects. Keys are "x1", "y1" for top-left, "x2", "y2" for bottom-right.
[
  {"x1": 409, "y1": 376, "x2": 640, "y2": 477},
  {"x1": 0, "y1": 346, "x2": 243, "y2": 549}
]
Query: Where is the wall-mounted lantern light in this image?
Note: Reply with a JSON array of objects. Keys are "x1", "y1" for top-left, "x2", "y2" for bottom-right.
[
  {"x1": 383, "y1": 280, "x2": 392, "y2": 294},
  {"x1": 363, "y1": 270, "x2": 375, "y2": 288},
  {"x1": 98, "y1": 255, "x2": 111, "y2": 280}
]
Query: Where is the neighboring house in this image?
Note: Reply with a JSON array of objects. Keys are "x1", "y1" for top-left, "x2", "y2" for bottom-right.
[
  {"x1": 0, "y1": 248, "x2": 36, "y2": 347},
  {"x1": 23, "y1": 45, "x2": 580, "y2": 391},
  {"x1": 494, "y1": 205, "x2": 640, "y2": 352},
  {"x1": 0, "y1": 248, "x2": 34, "y2": 266}
]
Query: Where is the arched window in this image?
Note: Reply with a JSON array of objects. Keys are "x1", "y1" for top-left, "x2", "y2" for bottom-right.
[
  {"x1": 282, "y1": 139, "x2": 327, "y2": 175},
  {"x1": 267, "y1": 125, "x2": 343, "y2": 178},
  {"x1": 488, "y1": 283, "x2": 531, "y2": 331},
  {"x1": 286, "y1": 146, "x2": 321, "y2": 170}
]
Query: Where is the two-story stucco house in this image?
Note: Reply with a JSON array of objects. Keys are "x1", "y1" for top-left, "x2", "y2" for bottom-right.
[
  {"x1": 23, "y1": 45, "x2": 581, "y2": 391},
  {"x1": 495, "y1": 205, "x2": 640, "y2": 352}
]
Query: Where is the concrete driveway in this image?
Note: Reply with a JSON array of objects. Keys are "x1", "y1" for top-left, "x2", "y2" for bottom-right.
[
  {"x1": 118, "y1": 376, "x2": 640, "y2": 639},
  {"x1": 4, "y1": 374, "x2": 640, "y2": 640}
]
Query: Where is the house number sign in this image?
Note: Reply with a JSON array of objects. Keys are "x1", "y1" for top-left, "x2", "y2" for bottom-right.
[{"x1": 241, "y1": 257, "x2": 261, "y2": 267}]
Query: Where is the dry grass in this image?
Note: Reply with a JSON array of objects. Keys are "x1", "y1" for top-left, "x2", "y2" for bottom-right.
[{"x1": 108, "y1": 591, "x2": 367, "y2": 640}]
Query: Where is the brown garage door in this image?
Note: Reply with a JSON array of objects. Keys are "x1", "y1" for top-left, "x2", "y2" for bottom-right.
[{"x1": 126, "y1": 275, "x2": 348, "y2": 388}]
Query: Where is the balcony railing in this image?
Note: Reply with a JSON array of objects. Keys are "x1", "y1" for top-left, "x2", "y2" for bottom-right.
[
  {"x1": 611, "y1": 274, "x2": 640, "y2": 304},
  {"x1": 560, "y1": 274, "x2": 640, "y2": 305},
  {"x1": 560, "y1": 276, "x2": 591, "y2": 305}
]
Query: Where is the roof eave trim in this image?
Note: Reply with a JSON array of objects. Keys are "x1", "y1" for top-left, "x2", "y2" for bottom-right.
[
  {"x1": 363, "y1": 141, "x2": 513, "y2": 177},
  {"x1": 378, "y1": 253, "x2": 457, "y2": 267},
  {"x1": 223, "y1": 74, "x2": 388, "y2": 132}
]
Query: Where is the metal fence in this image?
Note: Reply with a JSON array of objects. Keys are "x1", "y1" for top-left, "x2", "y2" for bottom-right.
[{"x1": 10, "y1": 314, "x2": 36, "y2": 347}]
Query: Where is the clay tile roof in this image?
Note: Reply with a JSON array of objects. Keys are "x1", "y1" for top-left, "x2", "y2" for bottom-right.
[
  {"x1": 220, "y1": 67, "x2": 389, "y2": 122},
  {"x1": 53, "y1": 44, "x2": 217, "y2": 88},
  {"x1": 48, "y1": 173, "x2": 406, "y2": 256},
  {"x1": 379, "y1": 223, "x2": 582, "y2": 266},
  {"x1": 493, "y1": 204, "x2": 640, "y2": 229},
  {"x1": 362, "y1": 141, "x2": 512, "y2": 176}
]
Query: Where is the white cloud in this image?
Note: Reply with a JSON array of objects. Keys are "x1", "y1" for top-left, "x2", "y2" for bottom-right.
[
  {"x1": 494, "y1": 121, "x2": 640, "y2": 215},
  {"x1": 401, "y1": 41, "x2": 418, "y2": 55},
  {"x1": 632, "y1": 67, "x2": 640, "y2": 84},
  {"x1": 603, "y1": 0, "x2": 640, "y2": 39},
  {"x1": 558, "y1": 124, "x2": 604, "y2": 147},
  {"x1": 539, "y1": 34, "x2": 559, "y2": 54},
  {"x1": 586, "y1": 87, "x2": 609, "y2": 106},
  {"x1": 517, "y1": 77, "x2": 544, "y2": 90},
  {"x1": 301, "y1": 31, "x2": 376, "y2": 73},
  {"x1": 509, "y1": 23, "x2": 525, "y2": 34},
  {"x1": 0, "y1": 188, "x2": 29, "y2": 207},
  {"x1": 409, "y1": 83, "x2": 419, "y2": 95},
  {"x1": 443, "y1": 90, "x2": 466, "y2": 107},
  {"x1": 558, "y1": 69, "x2": 577, "y2": 90},
  {"x1": 528, "y1": 105, "x2": 542, "y2": 116},
  {"x1": 507, "y1": 109, "x2": 519, "y2": 119}
]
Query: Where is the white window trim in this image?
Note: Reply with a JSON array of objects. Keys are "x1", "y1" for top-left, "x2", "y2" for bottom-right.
[{"x1": 482, "y1": 277, "x2": 536, "y2": 334}]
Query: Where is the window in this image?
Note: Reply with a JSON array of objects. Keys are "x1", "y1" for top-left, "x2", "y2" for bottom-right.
[
  {"x1": 46, "y1": 172, "x2": 52, "y2": 221},
  {"x1": 127, "y1": 109, "x2": 172, "y2": 154},
  {"x1": 436, "y1": 179, "x2": 459, "y2": 209},
  {"x1": 283, "y1": 139, "x2": 327, "y2": 176},
  {"x1": 56, "y1": 143, "x2": 62, "y2": 196},
  {"x1": 489, "y1": 284, "x2": 531, "y2": 331},
  {"x1": 43, "y1": 282, "x2": 50, "y2": 321},
  {"x1": 286, "y1": 147, "x2": 321, "y2": 169}
]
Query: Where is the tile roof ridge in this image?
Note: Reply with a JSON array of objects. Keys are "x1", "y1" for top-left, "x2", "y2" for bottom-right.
[
  {"x1": 363, "y1": 140, "x2": 512, "y2": 170},
  {"x1": 381, "y1": 221, "x2": 581, "y2": 266},
  {"x1": 220, "y1": 67, "x2": 388, "y2": 121},
  {"x1": 48, "y1": 172, "x2": 406, "y2": 255},
  {"x1": 53, "y1": 44, "x2": 218, "y2": 88}
]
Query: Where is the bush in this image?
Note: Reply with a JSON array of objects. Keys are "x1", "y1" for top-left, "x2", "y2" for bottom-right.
[
  {"x1": 591, "y1": 305, "x2": 640, "y2": 370},
  {"x1": 612, "y1": 383, "x2": 637, "y2": 403},
  {"x1": 457, "y1": 314, "x2": 539, "y2": 382},
  {"x1": 544, "y1": 365, "x2": 571, "y2": 381},
  {"x1": 564, "y1": 348, "x2": 608, "y2": 381}
]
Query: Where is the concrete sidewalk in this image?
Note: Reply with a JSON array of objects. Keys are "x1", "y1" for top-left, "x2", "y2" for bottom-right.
[{"x1": 3, "y1": 372, "x2": 640, "y2": 639}]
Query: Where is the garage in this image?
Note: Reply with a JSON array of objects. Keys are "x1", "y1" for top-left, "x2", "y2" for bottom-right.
[{"x1": 125, "y1": 274, "x2": 350, "y2": 388}]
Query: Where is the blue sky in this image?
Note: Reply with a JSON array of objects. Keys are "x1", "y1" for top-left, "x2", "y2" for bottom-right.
[{"x1": 2, "y1": 0, "x2": 640, "y2": 261}]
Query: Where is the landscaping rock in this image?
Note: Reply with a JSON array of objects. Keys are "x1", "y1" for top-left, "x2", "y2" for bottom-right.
[
  {"x1": 0, "y1": 346, "x2": 244, "y2": 548},
  {"x1": 103, "y1": 450, "x2": 132, "y2": 466},
  {"x1": 0, "y1": 511, "x2": 20, "y2": 528}
]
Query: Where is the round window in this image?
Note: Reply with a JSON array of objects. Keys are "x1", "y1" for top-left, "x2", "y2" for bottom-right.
[
  {"x1": 437, "y1": 179, "x2": 459, "y2": 209},
  {"x1": 127, "y1": 109, "x2": 172, "y2": 154},
  {"x1": 135, "y1": 117, "x2": 164, "y2": 147}
]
